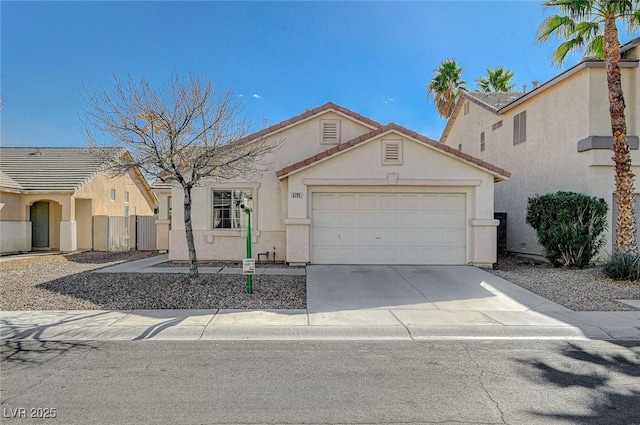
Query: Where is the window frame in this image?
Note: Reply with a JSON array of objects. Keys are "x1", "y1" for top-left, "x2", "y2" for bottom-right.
[
  {"x1": 110, "y1": 189, "x2": 116, "y2": 202},
  {"x1": 211, "y1": 188, "x2": 254, "y2": 230},
  {"x1": 124, "y1": 191, "x2": 130, "y2": 203},
  {"x1": 480, "y1": 131, "x2": 485, "y2": 152}
]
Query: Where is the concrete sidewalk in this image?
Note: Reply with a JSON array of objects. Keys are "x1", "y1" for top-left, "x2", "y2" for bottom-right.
[{"x1": 1, "y1": 308, "x2": 639, "y2": 341}]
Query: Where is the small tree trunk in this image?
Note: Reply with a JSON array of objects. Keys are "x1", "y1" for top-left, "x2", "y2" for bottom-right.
[
  {"x1": 183, "y1": 185, "x2": 199, "y2": 279},
  {"x1": 604, "y1": 16, "x2": 637, "y2": 255}
]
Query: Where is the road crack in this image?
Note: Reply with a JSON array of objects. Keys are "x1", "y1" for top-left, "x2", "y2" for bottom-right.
[{"x1": 462, "y1": 343, "x2": 508, "y2": 425}]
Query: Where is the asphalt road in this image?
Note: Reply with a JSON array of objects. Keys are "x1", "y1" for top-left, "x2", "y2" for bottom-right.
[{"x1": 1, "y1": 340, "x2": 639, "y2": 425}]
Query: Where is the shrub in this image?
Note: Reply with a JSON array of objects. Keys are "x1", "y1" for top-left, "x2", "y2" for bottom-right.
[
  {"x1": 602, "y1": 253, "x2": 640, "y2": 281},
  {"x1": 526, "y1": 191, "x2": 608, "y2": 268}
]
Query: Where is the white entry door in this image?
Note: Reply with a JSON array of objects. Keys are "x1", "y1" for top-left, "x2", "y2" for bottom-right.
[{"x1": 311, "y1": 192, "x2": 466, "y2": 264}]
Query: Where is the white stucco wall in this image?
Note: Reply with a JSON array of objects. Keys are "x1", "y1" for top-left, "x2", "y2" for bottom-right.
[{"x1": 444, "y1": 60, "x2": 639, "y2": 258}]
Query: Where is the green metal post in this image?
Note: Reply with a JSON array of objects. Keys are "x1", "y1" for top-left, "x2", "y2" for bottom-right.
[{"x1": 245, "y1": 208, "x2": 253, "y2": 294}]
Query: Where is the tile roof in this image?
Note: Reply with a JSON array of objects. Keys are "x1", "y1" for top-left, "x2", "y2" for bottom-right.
[
  {"x1": 464, "y1": 91, "x2": 526, "y2": 111},
  {"x1": 0, "y1": 147, "x2": 119, "y2": 193},
  {"x1": 276, "y1": 122, "x2": 510, "y2": 181}
]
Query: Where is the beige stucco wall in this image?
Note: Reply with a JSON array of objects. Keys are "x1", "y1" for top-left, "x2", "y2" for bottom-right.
[
  {"x1": 0, "y1": 191, "x2": 23, "y2": 221},
  {"x1": 444, "y1": 60, "x2": 639, "y2": 258},
  {"x1": 76, "y1": 198, "x2": 93, "y2": 250},
  {"x1": 75, "y1": 169, "x2": 155, "y2": 217},
  {"x1": 169, "y1": 112, "x2": 376, "y2": 262}
]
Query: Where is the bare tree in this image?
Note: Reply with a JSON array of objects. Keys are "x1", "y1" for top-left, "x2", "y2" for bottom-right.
[{"x1": 83, "y1": 73, "x2": 279, "y2": 279}]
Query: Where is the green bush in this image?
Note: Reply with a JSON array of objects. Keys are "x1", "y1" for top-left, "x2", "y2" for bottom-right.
[
  {"x1": 602, "y1": 253, "x2": 640, "y2": 281},
  {"x1": 526, "y1": 191, "x2": 608, "y2": 268}
]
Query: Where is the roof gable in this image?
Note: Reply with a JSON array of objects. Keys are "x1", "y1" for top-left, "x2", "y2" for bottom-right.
[
  {"x1": 231, "y1": 102, "x2": 381, "y2": 146},
  {"x1": 276, "y1": 123, "x2": 510, "y2": 181}
]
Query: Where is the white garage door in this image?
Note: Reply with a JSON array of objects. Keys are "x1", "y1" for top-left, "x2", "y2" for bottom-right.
[{"x1": 311, "y1": 192, "x2": 466, "y2": 265}]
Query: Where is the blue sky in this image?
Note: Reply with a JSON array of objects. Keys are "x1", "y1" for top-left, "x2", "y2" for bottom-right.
[{"x1": 2, "y1": 1, "x2": 634, "y2": 148}]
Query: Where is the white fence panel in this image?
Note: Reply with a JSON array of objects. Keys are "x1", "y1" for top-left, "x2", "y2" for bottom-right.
[{"x1": 108, "y1": 216, "x2": 130, "y2": 251}]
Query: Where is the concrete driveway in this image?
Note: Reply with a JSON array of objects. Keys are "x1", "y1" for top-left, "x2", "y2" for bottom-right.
[{"x1": 306, "y1": 265, "x2": 571, "y2": 327}]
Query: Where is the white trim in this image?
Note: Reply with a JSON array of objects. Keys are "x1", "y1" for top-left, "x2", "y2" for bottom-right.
[
  {"x1": 301, "y1": 178, "x2": 482, "y2": 187},
  {"x1": 209, "y1": 183, "x2": 260, "y2": 232}
]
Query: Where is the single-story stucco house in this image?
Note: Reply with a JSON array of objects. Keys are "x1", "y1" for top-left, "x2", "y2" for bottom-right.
[
  {"x1": 165, "y1": 102, "x2": 510, "y2": 266},
  {"x1": 0, "y1": 147, "x2": 157, "y2": 254}
]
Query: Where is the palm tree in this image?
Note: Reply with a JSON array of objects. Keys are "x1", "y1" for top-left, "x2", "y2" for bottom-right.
[
  {"x1": 476, "y1": 67, "x2": 516, "y2": 92},
  {"x1": 427, "y1": 59, "x2": 467, "y2": 119},
  {"x1": 537, "y1": 0, "x2": 640, "y2": 255}
]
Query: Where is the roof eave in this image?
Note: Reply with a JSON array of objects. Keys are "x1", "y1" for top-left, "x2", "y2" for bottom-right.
[
  {"x1": 278, "y1": 125, "x2": 511, "y2": 181},
  {"x1": 498, "y1": 59, "x2": 639, "y2": 114}
]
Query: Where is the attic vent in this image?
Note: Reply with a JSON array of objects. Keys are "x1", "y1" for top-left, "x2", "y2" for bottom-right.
[
  {"x1": 320, "y1": 119, "x2": 340, "y2": 144},
  {"x1": 492, "y1": 120, "x2": 503, "y2": 131},
  {"x1": 382, "y1": 140, "x2": 403, "y2": 165}
]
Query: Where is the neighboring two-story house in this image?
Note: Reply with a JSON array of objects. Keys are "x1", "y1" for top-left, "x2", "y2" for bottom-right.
[
  {"x1": 167, "y1": 102, "x2": 510, "y2": 266},
  {"x1": 440, "y1": 37, "x2": 640, "y2": 258}
]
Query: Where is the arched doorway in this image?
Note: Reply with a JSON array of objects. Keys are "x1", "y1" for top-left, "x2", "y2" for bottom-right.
[{"x1": 30, "y1": 201, "x2": 50, "y2": 249}]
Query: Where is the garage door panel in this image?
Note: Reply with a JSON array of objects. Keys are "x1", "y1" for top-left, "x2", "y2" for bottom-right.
[
  {"x1": 379, "y1": 195, "x2": 397, "y2": 209},
  {"x1": 442, "y1": 194, "x2": 465, "y2": 209},
  {"x1": 359, "y1": 211, "x2": 377, "y2": 227},
  {"x1": 357, "y1": 229, "x2": 380, "y2": 244},
  {"x1": 442, "y1": 211, "x2": 466, "y2": 227},
  {"x1": 338, "y1": 195, "x2": 357, "y2": 208},
  {"x1": 379, "y1": 211, "x2": 398, "y2": 227},
  {"x1": 399, "y1": 212, "x2": 420, "y2": 227},
  {"x1": 313, "y1": 193, "x2": 337, "y2": 209},
  {"x1": 421, "y1": 195, "x2": 442, "y2": 209},
  {"x1": 359, "y1": 195, "x2": 378, "y2": 208},
  {"x1": 421, "y1": 211, "x2": 442, "y2": 226},
  {"x1": 399, "y1": 194, "x2": 419, "y2": 209},
  {"x1": 441, "y1": 230, "x2": 466, "y2": 245},
  {"x1": 312, "y1": 192, "x2": 466, "y2": 265}
]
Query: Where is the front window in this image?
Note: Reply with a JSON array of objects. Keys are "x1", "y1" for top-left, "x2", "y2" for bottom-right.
[{"x1": 212, "y1": 189, "x2": 253, "y2": 229}]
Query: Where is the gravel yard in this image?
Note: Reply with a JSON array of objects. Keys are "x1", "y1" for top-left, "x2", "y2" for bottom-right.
[
  {"x1": 491, "y1": 255, "x2": 640, "y2": 311},
  {"x1": 0, "y1": 251, "x2": 306, "y2": 311},
  {"x1": 2, "y1": 251, "x2": 638, "y2": 312}
]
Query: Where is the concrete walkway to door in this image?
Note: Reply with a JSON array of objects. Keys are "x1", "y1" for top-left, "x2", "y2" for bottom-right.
[{"x1": 306, "y1": 265, "x2": 640, "y2": 340}]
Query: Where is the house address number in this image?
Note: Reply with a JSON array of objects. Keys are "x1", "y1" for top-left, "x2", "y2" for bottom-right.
[{"x1": 291, "y1": 192, "x2": 303, "y2": 198}]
